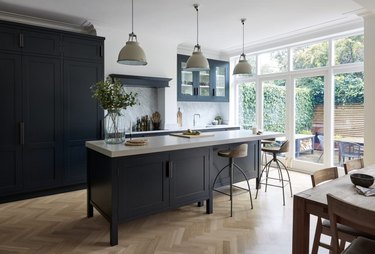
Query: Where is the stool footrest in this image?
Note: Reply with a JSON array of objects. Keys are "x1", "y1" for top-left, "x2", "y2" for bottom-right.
[{"x1": 213, "y1": 185, "x2": 251, "y2": 197}]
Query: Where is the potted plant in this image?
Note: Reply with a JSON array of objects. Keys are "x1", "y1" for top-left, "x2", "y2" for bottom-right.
[
  {"x1": 215, "y1": 115, "x2": 223, "y2": 125},
  {"x1": 91, "y1": 77, "x2": 137, "y2": 144}
]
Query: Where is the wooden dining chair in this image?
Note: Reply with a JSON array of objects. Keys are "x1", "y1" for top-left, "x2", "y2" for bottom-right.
[
  {"x1": 327, "y1": 193, "x2": 375, "y2": 254},
  {"x1": 310, "y1": 167, "x2": 357, "y2": 254},
  {"x1": 343, "y1": 158, "x2": 364, "y2": 175}
]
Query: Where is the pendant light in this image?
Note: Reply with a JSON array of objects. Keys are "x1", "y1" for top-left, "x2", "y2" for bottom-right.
[
  {"x1": 117, "y1": 0, "x2": 147, "y2": 65},
  {"x1": 233, "y1": 18, "x2": 251, "y2": 75},
  {"x1": 186, "y1": 4, "x2": 209, "y2": 71}
]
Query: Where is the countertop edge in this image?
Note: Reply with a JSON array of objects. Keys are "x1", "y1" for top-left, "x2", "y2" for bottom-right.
[{"x1": 86, "y1": 130, "x2": 284, "y2": 158}]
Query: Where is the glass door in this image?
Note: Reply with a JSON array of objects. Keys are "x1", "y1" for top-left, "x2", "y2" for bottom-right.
[
  {"x1": 262, "y1": 79, "x2": 286, "y2": 133},
  {"x1": 180, "y1": 61, "x2": 193, "y2": 96},
  {"x1": 294, "y1": 76, "x2": 325, "y2": 164},
  {"x1": 238, "y1": 81, "x2": 256, "y2": 130},
  {"x1": 215, "y1": 66, "x2": 226, "y2": 97},
  {"x1": 198, "y1": 70, "x2": 210, "y2": 97},
  {"x1": 334, "y1": 72, "x2": 364, "y2": 166}
]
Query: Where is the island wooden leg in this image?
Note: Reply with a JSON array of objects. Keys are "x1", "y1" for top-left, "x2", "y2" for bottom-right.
[
  {"x1": 87, "y1": 151, "x2": 93, "y2": 218},
  {"x1": 110, "y1": 219, "x2": 118, "y2": 246},
  {"x1": 292, "y1": 195, "x2": 310, "y2": 254},
  {"x1": 87, "y1": 200, "x2": 93, "y2": 218},
  {"x1": 206, "y1": 198, "x2": 213, "y2": 214}
]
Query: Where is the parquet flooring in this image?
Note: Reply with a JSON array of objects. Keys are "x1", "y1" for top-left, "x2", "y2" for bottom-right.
[{"x1": 0, "y1": 170, "x2": 325, "y2": 254}]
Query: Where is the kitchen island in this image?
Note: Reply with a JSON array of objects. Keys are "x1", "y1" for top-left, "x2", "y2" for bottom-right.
[{"x1": 86, "y1": 130, "x2": 283, "y2": 246}]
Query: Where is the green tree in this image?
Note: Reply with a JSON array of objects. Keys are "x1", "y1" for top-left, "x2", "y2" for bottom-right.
[
  {"x1": 293, "y1": 42, "x2": 328, "y2": 70},
  {"x1": 335, "y1": 35, "x2": 364, "y2": 64}
]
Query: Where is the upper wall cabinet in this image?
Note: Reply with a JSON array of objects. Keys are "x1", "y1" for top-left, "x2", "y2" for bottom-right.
[
  {"x1": 177, "y1": 54, "x2": 229, "y2": 102},
  {"x1": 0, "y1": 23, "x2": 60, "y2": 56}
]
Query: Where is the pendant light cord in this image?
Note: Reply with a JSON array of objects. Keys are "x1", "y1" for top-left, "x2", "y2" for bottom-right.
[
  {"x1": 241, "y1": 18, "x2": 246, "y2": 55},
  {"x1": 194, "y1": 4, "x2": 199, "y2": 46},
  {"x1": 131, "y1": 0, "x2": 134, "y2": 34}
]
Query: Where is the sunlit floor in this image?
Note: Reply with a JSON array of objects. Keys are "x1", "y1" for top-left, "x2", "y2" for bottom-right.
[{"x1": 0, "y1": 168, "x2": 335, "y2": 254}]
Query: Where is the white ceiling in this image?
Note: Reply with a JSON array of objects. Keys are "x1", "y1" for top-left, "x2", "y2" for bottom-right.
[{"x1": 0, "y1": 0, "x2": 372, "y2": 55}]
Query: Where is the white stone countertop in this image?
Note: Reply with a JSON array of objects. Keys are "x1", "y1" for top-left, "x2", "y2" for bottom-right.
[{"x1": 86, "y1": 130, "x2": 284, "y2": 158}]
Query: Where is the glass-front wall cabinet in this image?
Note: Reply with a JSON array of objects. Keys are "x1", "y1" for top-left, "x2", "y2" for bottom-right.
[
  {"x1": 177, "y1": 54, "x2": 229, "y2": 102},
  {"x1": 180, "y1": 61, "x2": 194, "y2": 96}
]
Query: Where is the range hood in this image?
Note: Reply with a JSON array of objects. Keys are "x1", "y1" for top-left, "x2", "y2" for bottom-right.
[{"x1": 109, "y1": 74, "x2": 172, "y2": 88}]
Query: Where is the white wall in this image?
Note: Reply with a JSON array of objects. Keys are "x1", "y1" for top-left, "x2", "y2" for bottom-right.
[
  {"x1": 96, "y1": 25, "x2": 178, "y2": 128},
  {"x1": 363, "y1": 13, "x2": 375, "y2": 165}
]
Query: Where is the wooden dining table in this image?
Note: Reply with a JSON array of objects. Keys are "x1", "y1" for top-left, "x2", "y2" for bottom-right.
[{"x1": 292, "y1": 166, "x2": 375, "y2": 253}]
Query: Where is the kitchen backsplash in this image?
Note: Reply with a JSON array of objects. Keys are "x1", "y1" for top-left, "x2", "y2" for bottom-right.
[
  {"x1": 122, "y1": 87, "x2": 158, "y2": 130},
  {"x1": 121, "y1": 86, "x2": 230, "y2": 130},
  {"x1": 177, "y1": 101, "x2": 229, "y2": 128}
]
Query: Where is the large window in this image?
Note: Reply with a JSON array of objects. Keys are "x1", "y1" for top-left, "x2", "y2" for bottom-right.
[
  {"x1": 233, "y1": 32, "x2": 364, "y2": 170},
  {"x1": 334, "y1": 35, "x2": 364, "y2": 65},
  {"x1": 292, "y1": 41, "x2": 328, "y2": 70},
  {"x1": 259, "y1": 49, "x2": 288, "y2": 75}
]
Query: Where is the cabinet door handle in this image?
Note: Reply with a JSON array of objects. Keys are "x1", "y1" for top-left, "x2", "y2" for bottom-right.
[
  {"x1": 212, "y1": 88, "x2": 216, "y2": 96},
  {"x1": 20, "y1": 122, "x2": 25, "y2": 145},
  {"x1": 19, "y1": 34, "x2": 24, "y2": 48},
  {"x1": 99, "y1": 120, "x2": 103, "y2": 139},
  {"x1": 167, "y1": 161, "x2": 173, "y2": 178},
  {"x1": 254, "y1": 143, "x2": 257, "y2": 171},
  {"x1": 99, "y1": 45, "x2": 103, "y2": 57}
]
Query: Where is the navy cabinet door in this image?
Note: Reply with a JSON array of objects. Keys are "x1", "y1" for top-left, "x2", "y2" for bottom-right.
[
  {"x1": 169, "y1": 147, "x2": 210, "y2": 208},
  {"x1": 22, "y1": 55, "x2": 63, "y2": 189},
  {"x1": 117, "y1": 153, "x2": 169, "y2": 220},
  {"x1": 0, "y1": 53, "x2": 22, "y2": 194},
  {"x1": 63, "y1": 60, "x2": 104, "y2": 185}
]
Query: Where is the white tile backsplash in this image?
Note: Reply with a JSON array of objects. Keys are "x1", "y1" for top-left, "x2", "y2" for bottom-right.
[
  {"x1": 122, "y1": 87, "x2": 159, "y2": 128},
  {"x1": 121, "y1": 87, "x2": 230, "y2": 130},
  {"x1": 177, "y1": 101, "x2": 229, "y2": 128}
]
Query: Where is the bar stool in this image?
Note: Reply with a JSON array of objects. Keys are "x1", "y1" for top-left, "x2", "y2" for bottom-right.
[
  {"x1": 255, "y1": 140, "x2": 292, "y2": 206},
  {"x1": 212, "y1": 144, "x2": 253, "y2": 217}
]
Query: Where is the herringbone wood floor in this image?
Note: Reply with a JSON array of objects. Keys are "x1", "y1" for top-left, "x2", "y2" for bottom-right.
[{"x1": 0, "y1": 170, "x2": 325, "y2": 254}]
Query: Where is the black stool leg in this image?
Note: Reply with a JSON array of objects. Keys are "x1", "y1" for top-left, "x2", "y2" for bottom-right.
[
  {"x1": 255, "y1": 159, "x2": 272, "y2": 199},
  {"x1": 277, "y1": 158, "x2": 293, "y2": 197},
  {"x1": 229, "y1": 158, "x2": 233, "y2": 217},
  {"x1": 274, "y1": 159, "x2": 286, "y2": 206},
  {"x1": 234, "y1": 163, "x2": 253, "y2": 209}
]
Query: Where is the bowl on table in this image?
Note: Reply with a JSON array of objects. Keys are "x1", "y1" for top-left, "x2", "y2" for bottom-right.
[{"x1": 350, "y1": 173, "x2": 374, "y2": 188}]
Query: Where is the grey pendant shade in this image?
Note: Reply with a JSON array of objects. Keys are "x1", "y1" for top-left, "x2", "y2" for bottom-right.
[
  {"x1": 117, "y1": 0, "x2": 147, "y2": 66},
  {"x1": 186, "y1": 4, "x2": 209, "y2": 71},
  {"x1": 233, "y1": 19, "x2": 251, "y2": 75}
]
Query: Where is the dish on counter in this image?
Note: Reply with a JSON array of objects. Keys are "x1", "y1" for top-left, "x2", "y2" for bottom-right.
[
  {"x1": 125, "y1": 139, "x2": 148, "y2": 146},
  {"x1": 182, "y1": 129, "x2": 201, "y2": 135}
]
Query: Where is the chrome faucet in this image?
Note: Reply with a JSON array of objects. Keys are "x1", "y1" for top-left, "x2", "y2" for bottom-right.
[{"x1": 193, "y1": 114, "x2": 200, "y2": 127}]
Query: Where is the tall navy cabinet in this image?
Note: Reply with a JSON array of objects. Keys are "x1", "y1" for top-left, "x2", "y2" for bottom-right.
[{"x1": 0, "y1": 20, "x2": 104, "y2": 202}]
